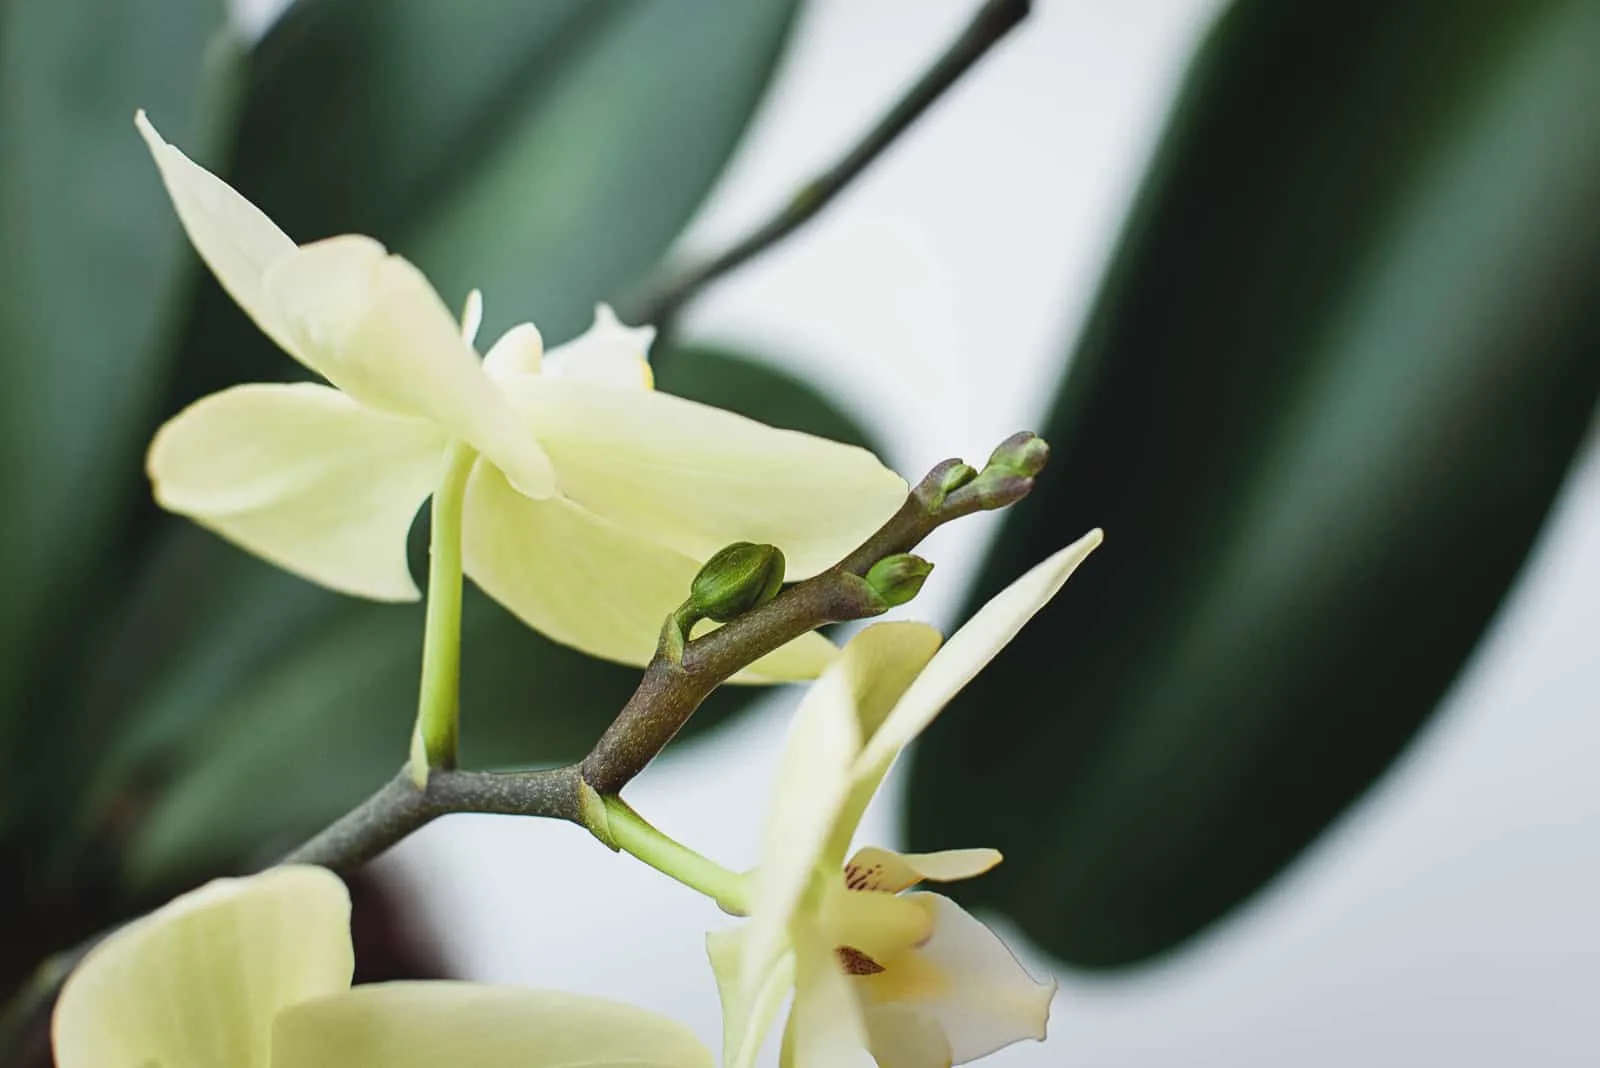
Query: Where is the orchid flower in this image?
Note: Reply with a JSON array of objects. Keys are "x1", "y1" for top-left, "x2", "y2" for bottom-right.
[
  {"x1": 708, "y1": 531, "x2": 1102, "y2": 1067},
  {"x1": 135, "y1": 112, "x2": 906, "y2": 682},
  {"x1": 53, "y1": 865, "x2": 712, "y2": 1068}
]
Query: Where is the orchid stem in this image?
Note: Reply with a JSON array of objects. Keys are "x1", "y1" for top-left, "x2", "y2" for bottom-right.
[
  {"x1": 409, "y1": 442, "x2": 478, "y2": 786},
  {"x1": 603, "y1": 796, "x2": 751, "y2": 915}
]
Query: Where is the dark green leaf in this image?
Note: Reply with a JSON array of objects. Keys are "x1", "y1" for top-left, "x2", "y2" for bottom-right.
[
  {"x1": 403, "y1": 0, "x2": 801, "y2": 344},
  {"x1": 907, "y1": 0, "x2": 1600, "y2": 968},
  {"x1": 0, "y1": 0, "x2": 238, "y2": 821}
]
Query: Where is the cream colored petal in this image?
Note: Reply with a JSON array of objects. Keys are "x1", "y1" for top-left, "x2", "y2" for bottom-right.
[
  {"x1": 262, "y1": 236, "x2": 555, "y2": 498},
  {"x1": 135, "y1": 111, "x2": 302, "y2": 363},
  {"x1": 743, "y1": 622, "x2": 934, "y2": 996},
  {"x1": 482, "y1": 322, "x2": 544, "y2": 377},
  {"x1": 54, "y1": 865, "x2": 352, "y2": 1068},
  {"x1": 461, "y1": 463, "x2": 824, "y2": 681},
  {"x1": 845, "y1": 848, "x2": 1002, "y2": 894},
  {"x1": 459, "y1": 288, "x2": 484, "y2": 347},
  {"x1": 541, "y1": 303, "x2": 656, "y2": 389},
  {"x1": 820, "y1": 882, "x2": 935, "y2": 966},
  {"x1": 862, "y1": 1005, "x2": 954, "y2": 1068},
  {"x1": 707, "y1": 927, "x2": 793, "y2": 1068},
  {"x1": 147, "y1": 383, "x2": 446, "y2": 601},
  {"x1": 783, "y1": 922, "x2": 875, "y2": 1068},
  {"x1": 270, "y1": 982, "x2": 713, "y2": 1068},
  {"x1": 855, "y1": 532, "x2": 1103, "y2": 787},
  {"x1": 497, "y1": 375, "x2": 907, "y2": 577},
  {"x1": 823, "y1": 624, "x2": 944, "y2": 865},
  {"x1": 897, "y1": 894, "x2": 1055, "y2": 1064}
]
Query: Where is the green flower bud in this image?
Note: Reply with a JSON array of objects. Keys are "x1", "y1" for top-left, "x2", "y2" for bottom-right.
[
  {"x1": 864, "y1": 553, "x2": 934, "y2": 608},
  {"x1": 690, "y1": 542, "x2": 786, "y2": 622},
  {"x1": 984, "y1": 431, "x2": 1050, "y2": 478},
  {"x1": 938, "y1": 461, "x2": 979, "y2": 495}
]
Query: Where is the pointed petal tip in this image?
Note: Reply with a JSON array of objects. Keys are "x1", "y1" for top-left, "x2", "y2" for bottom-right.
[
  {"x1": 134, "y1": 108, "x2": 165, "y2": 153},
  {"x1": 460, "y1": 289, "x2": 484, "y2": 346}
]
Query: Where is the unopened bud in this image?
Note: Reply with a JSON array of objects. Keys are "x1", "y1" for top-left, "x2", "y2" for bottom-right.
[
  {"x1": 961, "y1": 432, "x2": 1050, "y2": 511},
  {"x1": 915, "y1": 459, "x2": 979, "y2": 511},
  {"x1": 690, "y1": 542, "x2": 785, "y2": 622},
  {"x1": 984, "y1": 431, "x2": 1050, "y2": 478},
  {"x1": 865, "y1": 553, "x2": 934, "y2": 607},
  {"x1": 938, "y1": 461, "x2": 979, "y2": 495}
]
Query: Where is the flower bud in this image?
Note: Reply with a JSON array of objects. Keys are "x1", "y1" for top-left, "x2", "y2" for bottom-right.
[
  {"x1": 690, "y1": 542, "x2": 786, "y2": 622},
  {"x1": 865, "y1": 553, "x2": 934, "y2": 608},
  {"x1": 984, "y1": 431, "x2": 1049, "y2": 478}
]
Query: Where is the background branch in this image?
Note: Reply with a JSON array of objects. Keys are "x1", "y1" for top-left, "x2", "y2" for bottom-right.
[{"x1": 629, "y1": 0, "x2": 1032, "y2": 328}]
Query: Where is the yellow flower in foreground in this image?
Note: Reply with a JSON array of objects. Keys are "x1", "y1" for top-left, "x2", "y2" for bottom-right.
[
  {"x1": 135, "y1": 112, "x2": 907, "y2": 681},
  {"x1": 708, "y1": 531, "x2": 1102, "y2": 1068},
  {"x1": 53, "y1": 865, "x2": 712, "y2": 1068}
]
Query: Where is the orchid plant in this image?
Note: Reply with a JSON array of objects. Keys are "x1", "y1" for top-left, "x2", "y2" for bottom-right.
[{"x1": 29, "y1": 7, "x2": 1109, "y2": 1065}]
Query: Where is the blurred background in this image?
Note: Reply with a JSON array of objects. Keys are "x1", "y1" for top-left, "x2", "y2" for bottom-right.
[{"x1": 2, "y1": 0, "x2": 1598, "y2": 1064}]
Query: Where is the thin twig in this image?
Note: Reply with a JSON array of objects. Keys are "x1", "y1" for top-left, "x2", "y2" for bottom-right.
[{"x1": 629, "y1": 0, "x2": 1032, "y2": 328}]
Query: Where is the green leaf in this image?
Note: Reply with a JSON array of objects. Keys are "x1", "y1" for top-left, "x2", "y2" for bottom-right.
[
  {"x1": 907, "y1": 0, "x2": 1600, "y2": 968},
  {"x1": 111, "y1": 347, "x2": 879, "y2": 886},
  {"x1": 403, "y1": 0, "x2": 802, "y2": 344},
  {"x1": 0, "y1": 0, "x2": 239, "y2": 822}
]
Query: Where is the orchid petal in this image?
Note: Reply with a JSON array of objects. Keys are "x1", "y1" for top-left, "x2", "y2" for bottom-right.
[
  {"x1": 855, "y1": 532, "x2": 1102, "y2": 789},
  {"x1": 861, "y1": 1005, "x2": 954, "y2": 1068},
  {"x1": 461, "y1": 464, "x2": 829, "y2": 680},
  {"x1": 707, "y1": 927, "x2": 793, "y2": 1068},
  {"x1": 540, "y1": 303, "x2": 656, "y2": 389},
  {"x1": 820, "y1": 883, "x2": 935, "y2": 966},
  {"x1": 822, "y1": 624, "x2": 943, "y2": 863},
  {"x1": 459, "y1": 289, "x2": 484, "y2": 346},
  {"x1": 497, "y1": 375, "x2": 907, "y2": 577},
  {"x1": 844, "y1": 848, "x2": 1002, "y2": 894},
  {"x1": 743, "y1": 623, "x2": 939, "y2": 996},
  {"x1": 147, "y1": 383, "x2": 445, "y2": 601},
  {"x1": 894, "y1": 894, "x2": 1055, "y2": 1064},
  {"x1": 270, "y1": 982, "x2": 713, "y2": 1068},
  {"x1": 783, "y1": 922, "x2": 874, "y2": 1068},
  {"x1": 135, "y1": 111, "x2": 301, "y2": 363},
  {"x1": 53, "y1": 866, "x2": 352, "y2": 1068},
  {"x1": 482, "y1": 322, "x2": 545, "y2": 378},
  {"x1": 262, "y1": 236, "x2": 555, "y2": 498}
]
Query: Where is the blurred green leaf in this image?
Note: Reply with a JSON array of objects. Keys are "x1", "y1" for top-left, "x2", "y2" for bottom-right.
[
  {"x1": 0, "y1": 0, "x2": 239, "y2": 824},
  {"x1": 231, "y1": 0, "x2": 617, "y2": 243},
  {"x1": 405, "y1": 0, "x2": 801, "y2": 344},
  {"x1": 114, "y1": 345, "x2": 879, "y2": 886},
  {"x1": 908, "y1": 0, "x2": 1600, "y2": 968}
]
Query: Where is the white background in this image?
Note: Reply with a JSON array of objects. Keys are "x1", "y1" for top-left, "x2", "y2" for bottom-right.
[{"x1": 258, "y1": 1, "x2": 1600, "y2": 1063}]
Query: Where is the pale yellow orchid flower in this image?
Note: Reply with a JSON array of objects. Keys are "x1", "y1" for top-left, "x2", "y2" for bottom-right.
[
  {"x1": 708, "y1": 531, "x2": 1103, "y2": 1068},
  {"x1": 53, "y1": 865, "x2": 713, "y2": 1068},
  {"x1": 134, "y1": 112, "x2": 907, "y2": 682}
]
